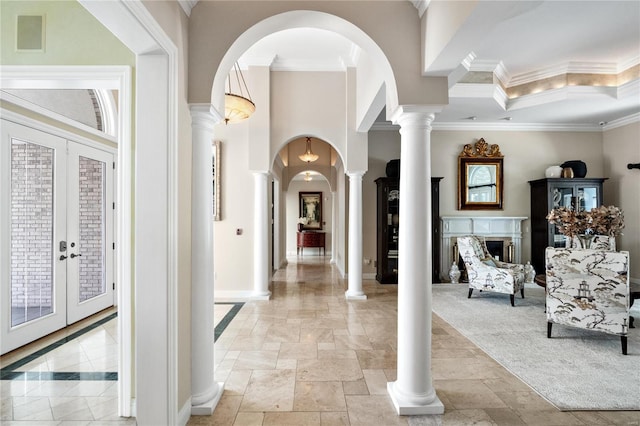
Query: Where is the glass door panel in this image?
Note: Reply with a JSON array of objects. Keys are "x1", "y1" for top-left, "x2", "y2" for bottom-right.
[
  {"x1": 577, "y1": 186, "x2": 599, "y2": 211},
  {"x1": 66, "y1": 142, "x2": 114, "y2": 324},
  {"x1": 1, "y1": 120, "x2": 67, "y2": 355},
  {"x1": 10, "y1": 141, "x2": 54, "y2": 326},
  {"x1": 551, "y1": 186, "x2": 574, "y2": 247}
]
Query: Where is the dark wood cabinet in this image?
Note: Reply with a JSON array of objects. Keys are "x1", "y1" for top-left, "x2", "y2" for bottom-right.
[
  {"x1": 297, "y1": 231, "x2": 325, "y2": 255},
  {"x1": 528, "y1": 177, "x2": 606, "y2": 273},
  {"x1": 375, "y1": 177, "x2": 442, "y2": 284}
]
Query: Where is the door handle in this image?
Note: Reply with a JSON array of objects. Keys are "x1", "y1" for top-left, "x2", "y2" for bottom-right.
[
  {"x1": 70, "y1": 253, "x2": 82, "y2": 259},
  {"x1": 60, "y1": 255, "x2": 68, "y2": 260}
]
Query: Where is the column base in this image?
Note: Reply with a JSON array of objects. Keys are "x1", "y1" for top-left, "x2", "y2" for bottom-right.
[
  {"x1": 387, "y1": 381, "x2": 444, "y2": 415},
  {"x1": 345, "y1": 290, "x2": 367, "y2": 300},
  {"x1": 191, "y1": 382, "x2": 224, "y2": 415},
  {"x1": 252, "y1": 291, "x2": 271, "y2": 301}
]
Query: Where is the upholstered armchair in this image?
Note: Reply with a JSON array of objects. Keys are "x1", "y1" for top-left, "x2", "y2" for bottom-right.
[
  {"x1": 457, "y1": 235, "x2": 525, "y2": 306},
  {"x1": 545, "y1": 247, "x2": 630, "y2": 354}
]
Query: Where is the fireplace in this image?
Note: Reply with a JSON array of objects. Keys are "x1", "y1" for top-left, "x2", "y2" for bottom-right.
[{"x1": 441, "y1": 216, "x2": 527, "y2": 282}]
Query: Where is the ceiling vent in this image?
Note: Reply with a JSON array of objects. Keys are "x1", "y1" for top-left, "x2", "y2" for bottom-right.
[{"x1": 16, "y1": 15, "x2": 45, "y2": 52}]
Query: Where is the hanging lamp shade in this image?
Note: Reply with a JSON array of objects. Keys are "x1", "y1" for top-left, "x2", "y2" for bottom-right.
[
  {"x1": 224, "y1": 62, "x2": 255, "y2": 124},
  {"x1": 304, "y1": 172, "x2": 313, "y2": 181},
  {"x1": 224, "y1": 93, "x2": 255, "y2": 124},
  {"x1": 299, "y1": 137, "x2": 319, "y2": 163}
]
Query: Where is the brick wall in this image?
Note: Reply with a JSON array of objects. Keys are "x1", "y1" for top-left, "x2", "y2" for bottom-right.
[
  {"x1": 77, "y1": 156, "x2": 105, "y2": 302},
  {"x1": 11, "y1": 141, "x2": 53, "y2": 311}
]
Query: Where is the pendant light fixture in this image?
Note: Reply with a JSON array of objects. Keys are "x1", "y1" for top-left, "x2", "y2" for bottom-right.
[
  {"x1": 224, "y1": 62, "x2": 255, "y2": 124},
  {"x1": 298, "y1": 137, "x2": 319, "y2": 163},
  {"x1": 304, "y1": 172, "x2": 313, "y2": 181}
]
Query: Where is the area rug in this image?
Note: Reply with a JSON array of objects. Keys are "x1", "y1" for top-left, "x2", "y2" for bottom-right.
[{"x1": 431, "y1": 284, "x2": 640, "y2": 411}]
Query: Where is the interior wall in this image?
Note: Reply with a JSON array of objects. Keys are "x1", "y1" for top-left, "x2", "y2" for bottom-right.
[
  {"x1": 603, "y1": 121, "x2": 640, "y2": 282},
  {"x1": 286, "y1": 179, "x2": 333, "y2": 256},
  {"x1": 363, "y1": 129, "x2": 609, "y2": 282}
]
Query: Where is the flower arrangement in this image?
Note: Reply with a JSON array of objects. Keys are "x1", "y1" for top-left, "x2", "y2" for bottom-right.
[
  {"x1": 298, "y1": 217, "x2": 309, "y2": 225},
  {"x1": 546, "y1": 205, "x2": 624, "y2": 238}
]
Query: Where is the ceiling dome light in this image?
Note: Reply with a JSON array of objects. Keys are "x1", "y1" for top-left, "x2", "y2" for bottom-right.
[
  {"x1": 224, "y1": 62, "x2": 255, "y2": 124},
  {"x1": 299, "y1": 137, "x2": 319, "y2": 163},
  {"x1": 304, "y1": 172, "x2": 312, "y2": 182}
]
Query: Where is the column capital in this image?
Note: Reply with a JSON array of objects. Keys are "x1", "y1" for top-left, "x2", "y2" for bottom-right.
[
  {"x1": 390, "y1": 106, "x2": 443, "y2": 129},
  {"x1": 189, "y1": 103, "x2": 224, "y2": 131},
  {"x1": 346, "y1": 171, "x2": 366, "y2": 179}
]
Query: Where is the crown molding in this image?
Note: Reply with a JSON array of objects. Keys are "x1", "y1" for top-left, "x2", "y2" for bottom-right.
[
  {"x1": 410, "y1": 0, "x2": 431, "y2": 17},
  {"x1": 603, "y1": 112, "x2": 640, "y2": 130},
  {"x1": 178, "y1": 0, "x2": 198, "y2": 17},
  {"x1": 507, "y1": 61, "x2": 618, "y2": 87}
]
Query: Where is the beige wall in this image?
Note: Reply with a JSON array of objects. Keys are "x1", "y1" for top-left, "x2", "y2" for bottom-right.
[
  {"x1": 286, "y1": 180, "x2": 333, "y2": 256},
  {"x1": 603, "y1": 121, "x2": 640, "y2": 282},
  {"x1": 363, "y1": 129, "x2": 615, "y2": 281}
]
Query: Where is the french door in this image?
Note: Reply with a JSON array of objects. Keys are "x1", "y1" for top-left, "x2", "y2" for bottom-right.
[{"x1": 1, "y1": 120, "x2": 114, "y2": 354}]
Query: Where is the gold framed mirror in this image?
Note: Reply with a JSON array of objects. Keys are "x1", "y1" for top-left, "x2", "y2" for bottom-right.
[{"x1": 458, "y1": 138, "x2": 504, "y2": 210}]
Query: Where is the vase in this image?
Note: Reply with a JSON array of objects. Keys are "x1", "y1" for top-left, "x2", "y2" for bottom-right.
[
  {"x1": 577, "y1": 234, "x2": 594, "y2": 249},
  {"x1": 449, "y1": 262, "x2": 461, "y2": 284},
  {"x1": 524, "y1": 261, "x2": 535, "y2": 283}
]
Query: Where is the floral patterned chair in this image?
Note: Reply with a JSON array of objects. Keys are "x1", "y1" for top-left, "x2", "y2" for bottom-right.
[
  {"x1": 545, "y1": 247, "x2": 630, "y2": 355},
  {"x1": 457, "y1": 235, "x2": 525, "y2": 306}
]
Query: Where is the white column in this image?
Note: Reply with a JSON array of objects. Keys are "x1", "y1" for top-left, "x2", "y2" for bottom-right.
[
  {"x1": 189, "y1": 105, "x2": 223, "y2": 415},
  {"x1": 387, "y1": 111, "x2": 444, "y2": 415},
  {"x1": 330, "y1": 191, "x2": 337, "y2": 264},
  {"x1": 253, "y1": 171, "x2": 271, "y2": 299},
  {"x1": 345, "y1": 172, "x2": 367, "y2": 300}
]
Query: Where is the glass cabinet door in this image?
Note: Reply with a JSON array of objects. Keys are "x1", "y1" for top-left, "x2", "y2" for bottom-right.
[
  {"x1": 386, "y1": 189, "x2": 399, "y2": 274},
  {"x1": 576, "y1": 186, "x2": 599, "y2": 211}
]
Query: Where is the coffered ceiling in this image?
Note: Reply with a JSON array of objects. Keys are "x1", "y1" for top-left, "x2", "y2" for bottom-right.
[{"x1": 232, "y1": 0, "x2": 640, "y2": 131}]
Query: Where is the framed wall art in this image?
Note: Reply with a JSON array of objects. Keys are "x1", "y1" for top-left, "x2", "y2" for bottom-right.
[{"x1": 299, "y1": 191, "x2": 322, "y2": 230}]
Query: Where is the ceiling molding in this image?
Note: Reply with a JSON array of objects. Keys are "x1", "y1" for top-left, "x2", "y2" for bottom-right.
[
  {"x1": 603, "y1": 112, "x2": 640, "y2": 130},
  {"x1": 269, "y1": 58, "x2": 347, "y2": 72},
  {"x1": 178, "y1": 0, "x2": 198, "y2": 17},
  {"x1": 507, "y1": 62, "x2": 619, "y2": 87},
  {"x1": 410, "y1": 0, "x2": 430, "y2": 18}
]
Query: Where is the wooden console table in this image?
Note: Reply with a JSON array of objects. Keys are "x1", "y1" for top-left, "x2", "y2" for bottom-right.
[{"x1": 297, "y1": 231, "x2": 325, "y2": 255}]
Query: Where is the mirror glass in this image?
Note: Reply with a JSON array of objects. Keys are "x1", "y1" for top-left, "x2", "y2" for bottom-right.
[{"x1": 458, "y1": 139, "x2": 503, "y2": 210}]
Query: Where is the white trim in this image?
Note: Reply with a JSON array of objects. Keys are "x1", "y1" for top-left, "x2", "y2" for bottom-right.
[
  {"x1": 214, "y1": 291, "x2": 262, "y2": 302},
  {"x1": 0, "y1": 64, "x2": 132, "y2": 417},
  {"x1": 0, "y1": 108, "x2": 116, "y2": 152},
  {"x1": 178, "y1": 397, "x2": 192, "y2": 426},
  {"x1": 94, "y1": 88, "x2": 118, "y2": 137},
  {"x1": 508, "y1": 61, "x2": 619, "y2": 87},
  {"x1": 603, "y1": 112, "x2": 640, "y2": 130},
  {"x1": 178, "y1": 0, "x2": 198, "y2": 17}
]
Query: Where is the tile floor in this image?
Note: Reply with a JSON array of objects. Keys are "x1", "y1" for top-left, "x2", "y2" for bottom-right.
[
  {"x1": 3, "y1": 256, "x2": 639, "y2": 425},
  {"x1": 188, "y1": 256, "x2": 640, "y2": 426}
]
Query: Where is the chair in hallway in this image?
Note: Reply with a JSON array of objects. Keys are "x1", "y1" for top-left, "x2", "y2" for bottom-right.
[
  {"x1": 457, "y1": 235, "x2": 525, "y2": 306},
  {"x1": 545, "y1": 247, "x2": 631, "y2": 354}
]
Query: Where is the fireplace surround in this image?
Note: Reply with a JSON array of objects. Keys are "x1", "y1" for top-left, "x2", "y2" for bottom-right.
[{"x1": 441, "y1": 216, "x2": 528, "y2": 282}]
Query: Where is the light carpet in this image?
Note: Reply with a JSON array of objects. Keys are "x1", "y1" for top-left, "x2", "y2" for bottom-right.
[{"x1": 431, "y1": 283, "x2": 640, "y2": 411}]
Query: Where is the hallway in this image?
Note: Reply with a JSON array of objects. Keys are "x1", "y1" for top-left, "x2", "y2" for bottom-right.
[{"x1": 189, "y1": 257, "x2": 639, "y2": 426}]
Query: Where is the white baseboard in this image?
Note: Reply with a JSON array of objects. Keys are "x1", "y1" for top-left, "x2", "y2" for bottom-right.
[
  {"x1": 178, "y1": 397, "x2": 191, "y2": 426},
  {"x1": 214, "y1": 291, "x2": 256, "y2": 302}
]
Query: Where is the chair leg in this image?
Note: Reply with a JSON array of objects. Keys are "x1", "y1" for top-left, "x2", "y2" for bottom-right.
[
  {"x1": 468, "y1": 288, "x2": 473, "y2": 298},
  {"x1": 521, "y1": 287, "x2": 525, "y2": 298},
  {"x1": 510, "y1": 294, "x2": 515, "y2": 306},
  {"x1": 621, "y1": 336, "x2": 627, "y2": 355},
  {"x1": 547, "y1": 322, "x2": 553, "y2": 338}
]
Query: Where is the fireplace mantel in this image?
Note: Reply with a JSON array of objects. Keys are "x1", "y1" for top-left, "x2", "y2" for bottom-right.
[{"x1": 440, "y1": 216, "x2": 528, "y2": 282}]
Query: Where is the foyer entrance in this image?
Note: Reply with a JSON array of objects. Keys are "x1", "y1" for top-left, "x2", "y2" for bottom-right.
[{"x1": 1, "y1": 120, "x2": 115, "y2": 354}]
